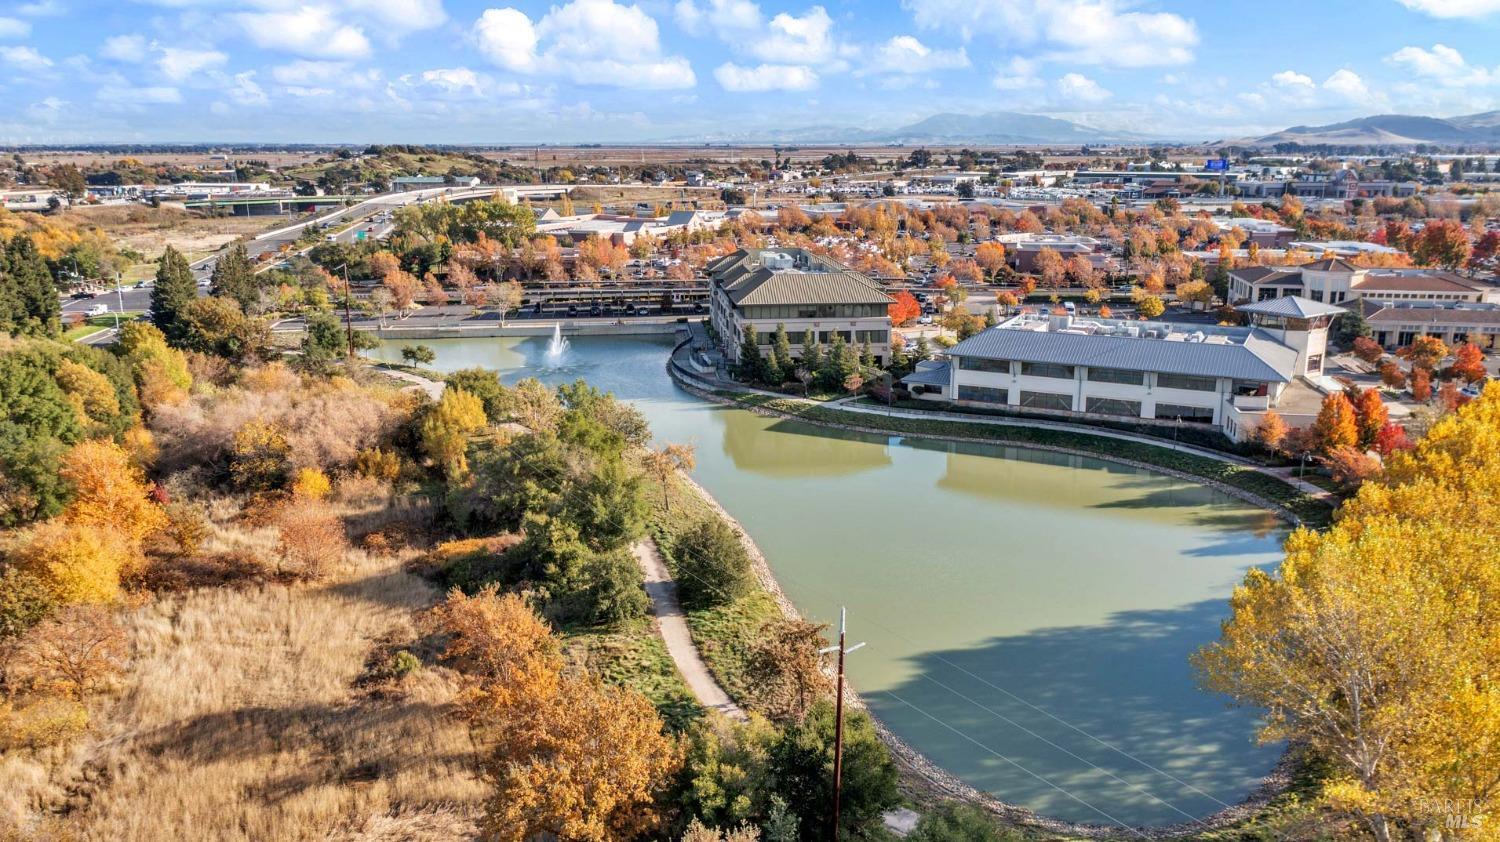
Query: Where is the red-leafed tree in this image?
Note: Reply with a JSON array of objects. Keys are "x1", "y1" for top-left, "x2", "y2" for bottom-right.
[
  {"x1": 1411, "y1": 366, "x2": 1433, "y2": 402},
  {"x1": 1373, "y1": 422, "x2": 1411, "y2": 456},
  {"x1": 1352, "y1": 387, "x2": 1388, "y2": 449},
  {"x1": 888, "y1": 291, "x2": 920, "y2": 327}
]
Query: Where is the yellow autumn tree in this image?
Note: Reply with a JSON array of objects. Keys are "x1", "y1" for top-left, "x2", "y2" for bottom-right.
[
  {"x1": 420, "y1": 388, "x2": 487, "y2": 477},
  {"x1": 11, "y1": 521, "x2": 133, "y2": 604},
  {"x1": 1196, "y1": 383, "x2": 1500, "y2": 841},
  {"x1": 59, "y1": 439, "x2": 166, "y2": 547},
  {"x1": 118, "y1": 321, "x2": 192, "y2": 409}
]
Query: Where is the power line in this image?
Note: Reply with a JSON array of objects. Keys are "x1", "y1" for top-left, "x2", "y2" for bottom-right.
[{"x1": 432, "y1": 367, "x2": 1227, "y2": 826}]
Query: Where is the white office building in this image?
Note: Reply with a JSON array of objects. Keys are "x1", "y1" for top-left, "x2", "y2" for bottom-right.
[{"x1": 903, "y1": 296, "x2": 1346, "y2": 442}]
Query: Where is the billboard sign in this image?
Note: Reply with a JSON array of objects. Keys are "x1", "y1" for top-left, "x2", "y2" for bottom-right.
[{"x1": 1204, "y1": 158, "x2": 1229, "y2": 172}]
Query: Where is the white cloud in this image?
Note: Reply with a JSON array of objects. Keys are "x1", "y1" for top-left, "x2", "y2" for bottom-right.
[
  {"x1": 474, "y1": 8, "x2": 537, "y2": 71},
  {"x1": 1271, "y1": 70, "x2": 1315, "y2": 90},
  {"x1": 902, "y1": 0, "x2": 1197, "y2": 67},
  {"x1": 97, "y1": 85, "x2": 182, "y2": 105},
  {"x1": 713, "y1": 61, "x2": 817, "y2": 91},
  {"x1": 752, "y1": 6, "x2": 836, "y2": 64},
  {"x1": 17, "y1": 0, "x2": 65, "y2": 15},
  {"x1": 233, "y1": 7, "x2": 371, "y2": 59},
  {"x1": 0, "y1": 45, "x2": 51, "y2": 70},
  {"x1": 157, "y1": 47, "x2": 227, "y2": 81},
  {"x1": 416, "y1": 67, "x2": 492, "y2": 95},
  {"x1": 1056, "y1": 71, "x2": 1110, "y2": 102},
  {"x1": 991, "y1": 56, "x2": 1041, "y2": 90},
  {"x1": 1388, "y1": 43, "x2": 1497, "y2": 86},
  {"x1": 100, "y1": 34, "x2": 148, "y2": 62},
  {"x1": 1395, "y1": 0, "x2": 1500, "y2": 16},
  {"x1": 272, "y1": 60, "x2": 355, "y2": 85},
  {"x1": 224, "y1": 71, "x2": 269, "y2": 106},
  {"x1": 860, "y1": 35, "x2": 968, "y2": 75},
  {"x1": 674, "y1": 0, "x2": 759, "y2": 36},
  {"x1": 1322, "y1": 68, "x2": 1375, "y2": 102},
  {"x1": 0, "y1": 16, "x2": 31, "y2": 38},
  {"x1": 473, "y1": 0, "x2": 696, "y2": 89}
]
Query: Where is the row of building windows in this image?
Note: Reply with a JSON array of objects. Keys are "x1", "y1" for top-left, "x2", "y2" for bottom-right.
[
  {"x1": 741, "y1": 304, "x2": 888, "y2": 320},
  {"x1": 756, "y1": 329, "x2": 889, "y2": 346},
  {"x1": 956, "y1": 385, "x2": 1008, "y2": 403},
  {"x1": 954, "y1": 387, "x2": 1217, "y2": 423},
  {"x1": 956, "y1": 358, "x2": 1216, "y2": 392}
]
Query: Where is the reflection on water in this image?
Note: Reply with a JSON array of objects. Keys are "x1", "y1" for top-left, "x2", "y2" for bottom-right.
[{"x1": 371, "y1": 335, "x2": 1287, "y2": 826}]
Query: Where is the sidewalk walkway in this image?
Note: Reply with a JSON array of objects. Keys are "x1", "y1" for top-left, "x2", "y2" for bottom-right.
[
  {"x1": 373, "y1": 364, "x2": 444, "y2": 399},
  {"x1": 631, "y1": 539, "x2": 745, "y2": 721}
]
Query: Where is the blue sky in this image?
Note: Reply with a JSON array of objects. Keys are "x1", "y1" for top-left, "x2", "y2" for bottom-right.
[{"x1": 3, "y1": 0, "x2": 1500, "y2": 143}]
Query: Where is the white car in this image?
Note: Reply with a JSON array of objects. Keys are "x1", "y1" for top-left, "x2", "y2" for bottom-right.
[{"x1": 86, "y1": 304, "x2": 109, "y2": 317}]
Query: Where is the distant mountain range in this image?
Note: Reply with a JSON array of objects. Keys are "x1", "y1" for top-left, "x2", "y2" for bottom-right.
[
  {"x1": 664, "y1": 111, "x2": 1145, "y2": 145},
  {"x1": 1239, "y1": 111, "x2": 1500, "y2": 146}
]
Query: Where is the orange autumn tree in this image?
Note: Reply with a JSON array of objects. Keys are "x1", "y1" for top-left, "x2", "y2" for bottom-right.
[
  {"x1": 434, "y1": 587, "x2": 681, "y2": 842},
  {"x1": 887, "y1": 290, "x2": 920, "y2": 326},
  {"x1": 1351, "y1": 388, "x2": 1389, "y2": 450},
  {"x1": 1311, "y1": 392, "x2": 1359, "y2": 455},
  {"x1": 1447, "y1": 342, "x2": 1486, "y2": 384},
  {"x1": 974, "y1": 241, "x2": 1007, "y2": 277}
]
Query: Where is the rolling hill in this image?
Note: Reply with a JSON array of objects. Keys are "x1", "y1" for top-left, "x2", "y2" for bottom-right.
[{"x1": 1243, "y1": 111, "x2": 1500, "y2": 146}]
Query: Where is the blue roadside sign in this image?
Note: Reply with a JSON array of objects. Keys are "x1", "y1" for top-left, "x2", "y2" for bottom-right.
[{"x1": 1205, "y1": 159, "x2": 1228, "y2": 172}]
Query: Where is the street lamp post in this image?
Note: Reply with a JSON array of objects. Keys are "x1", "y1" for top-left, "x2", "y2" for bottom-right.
[
  {"x1": 114, "y1": 271, "x2": 126, "y2": 332},
  {"x1": 818, "y1": 607, "x2": 866, "y2": 840}
]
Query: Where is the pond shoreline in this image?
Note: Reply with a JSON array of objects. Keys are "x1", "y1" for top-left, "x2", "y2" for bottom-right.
[{"x1": 667, "y1": 359, "x2": 1298, "y2": 840}]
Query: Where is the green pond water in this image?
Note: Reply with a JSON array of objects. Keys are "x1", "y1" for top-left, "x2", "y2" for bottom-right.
[{"x1": 369, "y1": 334, "x2": 1287, "y2": 828}]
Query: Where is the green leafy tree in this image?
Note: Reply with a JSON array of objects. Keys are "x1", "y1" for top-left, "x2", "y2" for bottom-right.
[
  {"x1": 401, "y1": 344, "x2": 437, "y2": 367},
  {"x1": 770, "y1": 699, "x2": 899, "y2": 837},
  {"x1": 447, "y1": 367, "x2": 511, "y2": 422},
  {"x1": 149, "y1": 245, "x2": 197, "y2": 345},
  {"x1": 674, "y1": 516, "x2": 753, "y2": 609},
  {"x1": 909, "y1": 803, "x2": 1018, "y2": 841},
  {"x1": 737, "y1": 325, "x2": 765, "y2": 383},
  {"x1": 180, "y1": 297, "x2": 272, "y2": 362},
  {"x1": 300, "y1": 311, "x2": 375, "y2": 370},
  {"x1": 0, "y1": 346, "x2": 83, "y2": 525},
  {"x1": 800, "y1": 330, "x2": 823, "y2": 375}
]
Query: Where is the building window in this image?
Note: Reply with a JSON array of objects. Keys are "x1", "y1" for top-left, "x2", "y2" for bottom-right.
[
  {"x1": 1020, "y1": 362, "x2": 1075, "y2": 380},
  {"x1": 1019, "y1": 391, "x2": 1073, "y2": 411},
  {"x1": 1156, "y1": 403, "x2": 1215, "y2": 424},
  {"x1": 957, "y1": 385, "x2": 1008, "y2": 404},
  {"x1": 1085, "y1": 367, "x2": 1145, "y2": 385},
  {"x1": 1085, "y1": 396, "x2": 1143, "y2": 417},
  {"x1": 959, "y1": 357, "x2": 1011, "y2": 374},
  {"x1": 1309, "y1": 290, "x2": 1324, "y2": 302},
  {"x1": 1156, "y1": 373, "x2": 1218, "y2": 392},
  {"x1": 1306, "y1": 353, "x2": 1323, "y2": 374},
  {"x1": 855, "y1": 330, "x2": 889, "y2": 344}
]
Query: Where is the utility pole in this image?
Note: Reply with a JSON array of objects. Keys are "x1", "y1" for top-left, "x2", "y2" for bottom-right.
[
  {"x1": 333, "y1": 262, "x2": 355, "y2": 358},
  {"x1": 113, "y1": 271, "x2": 125, "y2": 332},
  {"x1": 819, "y1": 607, "x2": 865, "y2": 841}
]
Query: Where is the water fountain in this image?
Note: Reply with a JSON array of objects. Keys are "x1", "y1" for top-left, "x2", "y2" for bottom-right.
[{"x1": 544, "y1": 323, "x2": 570, "y2": 366}]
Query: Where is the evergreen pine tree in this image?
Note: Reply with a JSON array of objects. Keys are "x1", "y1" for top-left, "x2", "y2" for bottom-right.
[
  {"x1": 209, "y1": 243, "x2": 259, "y2": 310},
  {"x1": 3, "y1": 235, "x2": 60, "y2": 337},
  {"x1": 859, "y1": 340, "x2": 874, "y2": 370},
  {"x1": 800, "y1": 329, "x2": 823, "y2": 375},
  {"x1": 771, "y1": 323, "x2": 794, "y2": 379},
  {"x1": 889, "y1": 341, "x2": 910, "y2": 376},
  {"x1": 150, "y1": 245, "x2": 198, "y2": 346},
  {"x1": 913, "y1": 336, "x2": 932, "y2": 362},
  {"x1": 737, "y1": 324, "x2": 764, "y2": 383}
]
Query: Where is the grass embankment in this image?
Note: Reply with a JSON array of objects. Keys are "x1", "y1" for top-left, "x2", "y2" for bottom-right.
[
  {"x1": 63, "y1": 315, "x2": 120, "y2": 342},
  {"x1": 721, "y1": 391, "x2": 1334, "y2": 527},
  {"x1": 561, "y1": 619, "x2": 702, "y2": 731},
  {"x1": 639, "y1": 462, "x2": 783, "y2": 708}
]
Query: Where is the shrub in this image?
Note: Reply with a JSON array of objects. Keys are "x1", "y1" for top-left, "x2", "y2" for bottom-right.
[
  {"x1": 674, "y1": 517, "x2": 754, "y2": 609},
  {"x1": 7, "y1": 605, "x2": 128, "y2": 699},
  {"x1": 0, "y1": 567, "x2": 58, "y2": 640},
  {"x1": 0, "y1": 697, "x2": 90, "y2": 750},
  {"x1": 447, "y1": 368, "x2": 511, "y2": 422},
  {"x1": 273, "y1": 503, "x2": 347, "y2": 579},
  {"x1": 230, "y1": 420, "x2": 292, "y2": 491},
  {"x1": 353, "y1": 447, "x2": 403, "y2": 482},
  {"x1": 385, "y1": 650, "x2": 422, "y2": 680},
  {"x1": 290, "y1": 467, "x2": 332, "y2": 500}
]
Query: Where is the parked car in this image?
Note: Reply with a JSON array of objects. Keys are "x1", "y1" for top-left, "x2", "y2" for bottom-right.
[
  {"x1": 86, "y1": 304, "x2": 109, "y2": 317},
  {"x1": 918, "y1": 315, "x2": 933, "y2": 325}
]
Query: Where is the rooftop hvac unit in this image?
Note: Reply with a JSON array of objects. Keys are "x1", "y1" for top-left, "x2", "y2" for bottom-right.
[
  {"x1": 1188, "y1": 331, "x2": 1206, "y2": 343},
  {"x1": 761, "y1": 252, "x2": 794, "y2": 270}
]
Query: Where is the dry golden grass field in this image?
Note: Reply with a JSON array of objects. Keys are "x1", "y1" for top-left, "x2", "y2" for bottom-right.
[{"x1": 1, "y1": 495, "x2": 486, "y2": 842}]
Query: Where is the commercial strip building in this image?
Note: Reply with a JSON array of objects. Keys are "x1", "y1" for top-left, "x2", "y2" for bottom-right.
[
  {"x1": 1228, "y1": 259, "x2": 1500, "y2": 307},
  {"x1": 1348, "y1": 299, "x2": 1500, "y2": 350},
  {"x1": 903, "y1": 296, "x2": 1345, "y2": 442},
  {"x1": 536, "y1": 209, "x2": 729, "y2": 246},
  {"x1": 994, "y1": 233, "x2": 1101, "y2": 272},
  {"x1": 708, "y1": 248, "x2": 893, "y2": 367}
]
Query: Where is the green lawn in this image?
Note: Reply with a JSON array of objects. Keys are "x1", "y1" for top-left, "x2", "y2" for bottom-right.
[
  {"x1": 63, "y1": 315, "x2": 131, "y2": 342},
  {"x1": 562, "y1": 618, "x2": 702, "y2": 732},
  {"x1": 640, "y1": 458, "x2": 785, "y2": 711}
]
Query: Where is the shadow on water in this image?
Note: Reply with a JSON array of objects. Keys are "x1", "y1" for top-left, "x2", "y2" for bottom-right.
[{"x1": 870, "y1": 598, "x2": 1281, "y2": 827}]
